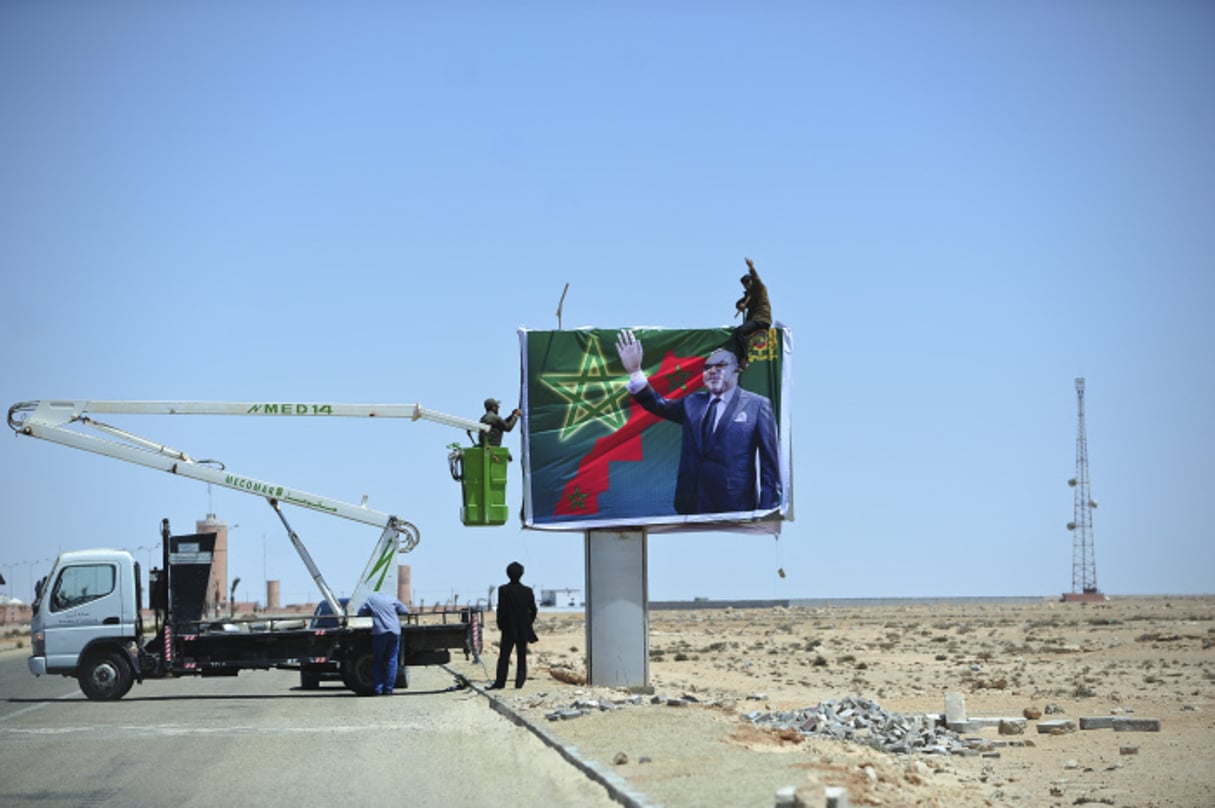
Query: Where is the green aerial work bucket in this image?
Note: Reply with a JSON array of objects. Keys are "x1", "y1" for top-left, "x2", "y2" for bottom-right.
[{"x1": 451, "y1": 445, "x2": 509, "y2": 526}]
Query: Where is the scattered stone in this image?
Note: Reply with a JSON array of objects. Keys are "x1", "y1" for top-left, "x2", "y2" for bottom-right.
[
  {"x1": 969, "y1": 716, "x2": 1025, "y2": 730},
  {"x1": 667, "y1": 697, "x2": 689, "y2": 707},
  {"x1": 945, "y1": 691, "x2": 968, "y2": 727},
  {"x1": 1065, "y1": 759, "x2": 1080, "y2": 769},
  {"x1": 1045, "y1": 703, "x2": 1065, "y2": 714},
  {"x1": 547, "y1": 665, "x2": 586, "y2": 685},
  {"x1": 824, "y1": 785, "x2": 850, "y2": 808},
  {"x1": 1079, "y1": 716, "x2": 1115, "y2": 730},
  {"x1": 612, "y1": 751, "x2": 628, "y2": 765},
  {"x1": 999, "y1": 719, "x2": 1026, "y2": 736},
  {"x1": 639, "y1": 756, "x2": 652, "y2": 764},
  {"x1": 1119, "y1": 745, "x2": 1139, "y2": 756},
  {"x1": 1037, "y1": 719, "x2": 1077, "y2": 734},
  {"x1": 1023, "y1": 706, "x2": 1043, "y2": 720},
  {"x1": 964, "y1": 717, "x2": 1001, "y2": 728},
  {"x1": 793, "y1": 775, "x2": 825, "y2": 808},
  {"x1": 774, "y1": 785, "x2": 797, "y2": 808},
  {"x1": 1113, "y1": 717, "x2": 1161, "y2": 732},
  {"x1": 747, "y1": 692, "x2": 768, "y2": 701}
]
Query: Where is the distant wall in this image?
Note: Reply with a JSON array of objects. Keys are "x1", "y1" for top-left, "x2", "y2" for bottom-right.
[
  {"x1": 649, "y1": 596, "x2": 1052, "y2": 611},
  {"x1": 1, "y1": 603, "x2": 32, "y2": 625},
  {"x1": 649, "y1": 599, "x2": 790, "y2": 611}
]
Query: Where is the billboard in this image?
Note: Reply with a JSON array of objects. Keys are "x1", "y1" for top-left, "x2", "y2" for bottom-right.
[{"x1": 520, "y1": 325, "x2": 792, "y2": 533}]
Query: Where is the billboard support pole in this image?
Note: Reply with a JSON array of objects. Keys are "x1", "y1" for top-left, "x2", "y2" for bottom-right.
[{"x1": 584, "y1": 528, "x2": 650, "y2": 690}]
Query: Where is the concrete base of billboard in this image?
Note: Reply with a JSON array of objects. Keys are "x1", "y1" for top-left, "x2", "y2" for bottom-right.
[{"x1": 585, "y1": 529, "x2": 650, "y2": 689}]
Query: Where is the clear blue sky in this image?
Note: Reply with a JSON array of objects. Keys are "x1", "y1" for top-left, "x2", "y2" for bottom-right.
[{"x1": 2, "y1": 2, "x2": 1212, "y2": 606}]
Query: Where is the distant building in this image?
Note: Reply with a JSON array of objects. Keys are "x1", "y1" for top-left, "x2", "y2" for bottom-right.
[
  {"x1": 540, "y1": 588, "x2": 581, "y2": 607},
  {"x1": 197, "y1": 513, "x2": 230, "y2": 617},
  {"x1": 1, "y1": 598, "x2": 32, "y2": 626}
]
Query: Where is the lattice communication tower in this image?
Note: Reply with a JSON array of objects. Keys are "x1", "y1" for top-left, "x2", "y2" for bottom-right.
[{"x1": 1066, "y1": 378, "x2": 1100, "y2": 595}]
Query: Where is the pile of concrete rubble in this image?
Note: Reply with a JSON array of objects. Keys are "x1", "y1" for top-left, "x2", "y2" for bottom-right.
[{"x1": 743, "y1": 695, "x2": 989, "y2": 756}]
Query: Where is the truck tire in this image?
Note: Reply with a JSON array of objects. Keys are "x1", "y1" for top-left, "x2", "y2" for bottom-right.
[
  {"x1": 78, "y1": 650, "x2": 134, "y2": 701},
  {"x1": 342, "y1": 650, "x2": 377, "y2": 696}
]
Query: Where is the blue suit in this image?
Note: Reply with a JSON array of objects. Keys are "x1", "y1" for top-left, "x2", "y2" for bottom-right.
[{"x1": 633, "y1": 384, "x2": 781, "y2": 515}]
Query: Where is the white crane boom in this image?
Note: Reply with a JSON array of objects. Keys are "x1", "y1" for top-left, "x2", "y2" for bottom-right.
[{"x1": 8, "y1": 399, "x2": 489, "y2": 617}]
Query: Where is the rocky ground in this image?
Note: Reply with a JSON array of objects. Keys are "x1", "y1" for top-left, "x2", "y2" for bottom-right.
[{"x1": 452, "y1": 596, "x2": 1215, "y2": 807}]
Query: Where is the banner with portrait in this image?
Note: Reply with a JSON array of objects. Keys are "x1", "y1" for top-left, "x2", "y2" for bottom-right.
[{"x1": 519, "y1": 325, "x2": 792, "y2": 533}]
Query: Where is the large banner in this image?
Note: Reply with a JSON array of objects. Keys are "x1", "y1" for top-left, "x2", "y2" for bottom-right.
[{"x1": 520, "y1": 325, "x2": 792, "y2": 533}]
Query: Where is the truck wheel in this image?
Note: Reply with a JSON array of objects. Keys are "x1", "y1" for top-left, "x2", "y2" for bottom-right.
[
  {"x1": 78, "y1": 650, "x2": 134, "y2": 701},
  {"x1": 342, "y1": 651, "x2": 377, "y2": 696}
]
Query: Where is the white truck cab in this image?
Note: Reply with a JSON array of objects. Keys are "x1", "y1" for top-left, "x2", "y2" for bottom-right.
[{"x1": 30, "y1": 549, "x2": 142, "y2": 698}]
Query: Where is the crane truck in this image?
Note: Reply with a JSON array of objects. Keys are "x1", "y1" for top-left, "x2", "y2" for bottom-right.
[{"x1": 8, "y1": 399, "x2": 495, "y2": 700}]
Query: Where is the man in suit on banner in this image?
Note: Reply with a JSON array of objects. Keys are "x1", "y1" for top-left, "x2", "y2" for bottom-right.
[{"x1": 615, "y1": 329, "x2": 780, "y2": 516}]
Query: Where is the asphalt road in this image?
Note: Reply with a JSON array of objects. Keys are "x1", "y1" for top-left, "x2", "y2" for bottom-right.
[{"x1": 0, "y1": 649, "x2": 620, "y2": 807}]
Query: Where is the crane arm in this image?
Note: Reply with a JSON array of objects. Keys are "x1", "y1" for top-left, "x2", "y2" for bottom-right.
[
  {"x1": 7, "y1": 398, "x2": 487, "y2": 528},
  {"x1": 10, "y1": 399, "x2": 489, "y2": 432},
  {"x1": 8, "y1": 399, "x2": 486, "y2": 618}
]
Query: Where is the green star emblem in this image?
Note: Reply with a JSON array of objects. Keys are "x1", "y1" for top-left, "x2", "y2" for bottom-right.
[
  {"x1": 668, "y1": 362, "x2": 693, "y2": 394},
  {"x1": 539, "y1": 334, "x2": 631, "y2": 440},
  {"x1": 565, "y1": 486, "x2": 588, "y2": 511}
]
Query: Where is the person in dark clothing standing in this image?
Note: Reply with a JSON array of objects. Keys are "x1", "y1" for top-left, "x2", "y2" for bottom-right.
[
  {"x1": 491, "y1": 561, "x2": 538, "y2": 689},
  {"x1": 732, "y1": 257, "x2": 772, "y2": 369}
]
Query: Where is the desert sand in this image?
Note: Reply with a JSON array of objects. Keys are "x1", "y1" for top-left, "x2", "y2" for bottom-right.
[{"x1": 452, "y1": 595, "x2": 1215, "y2": 807}]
